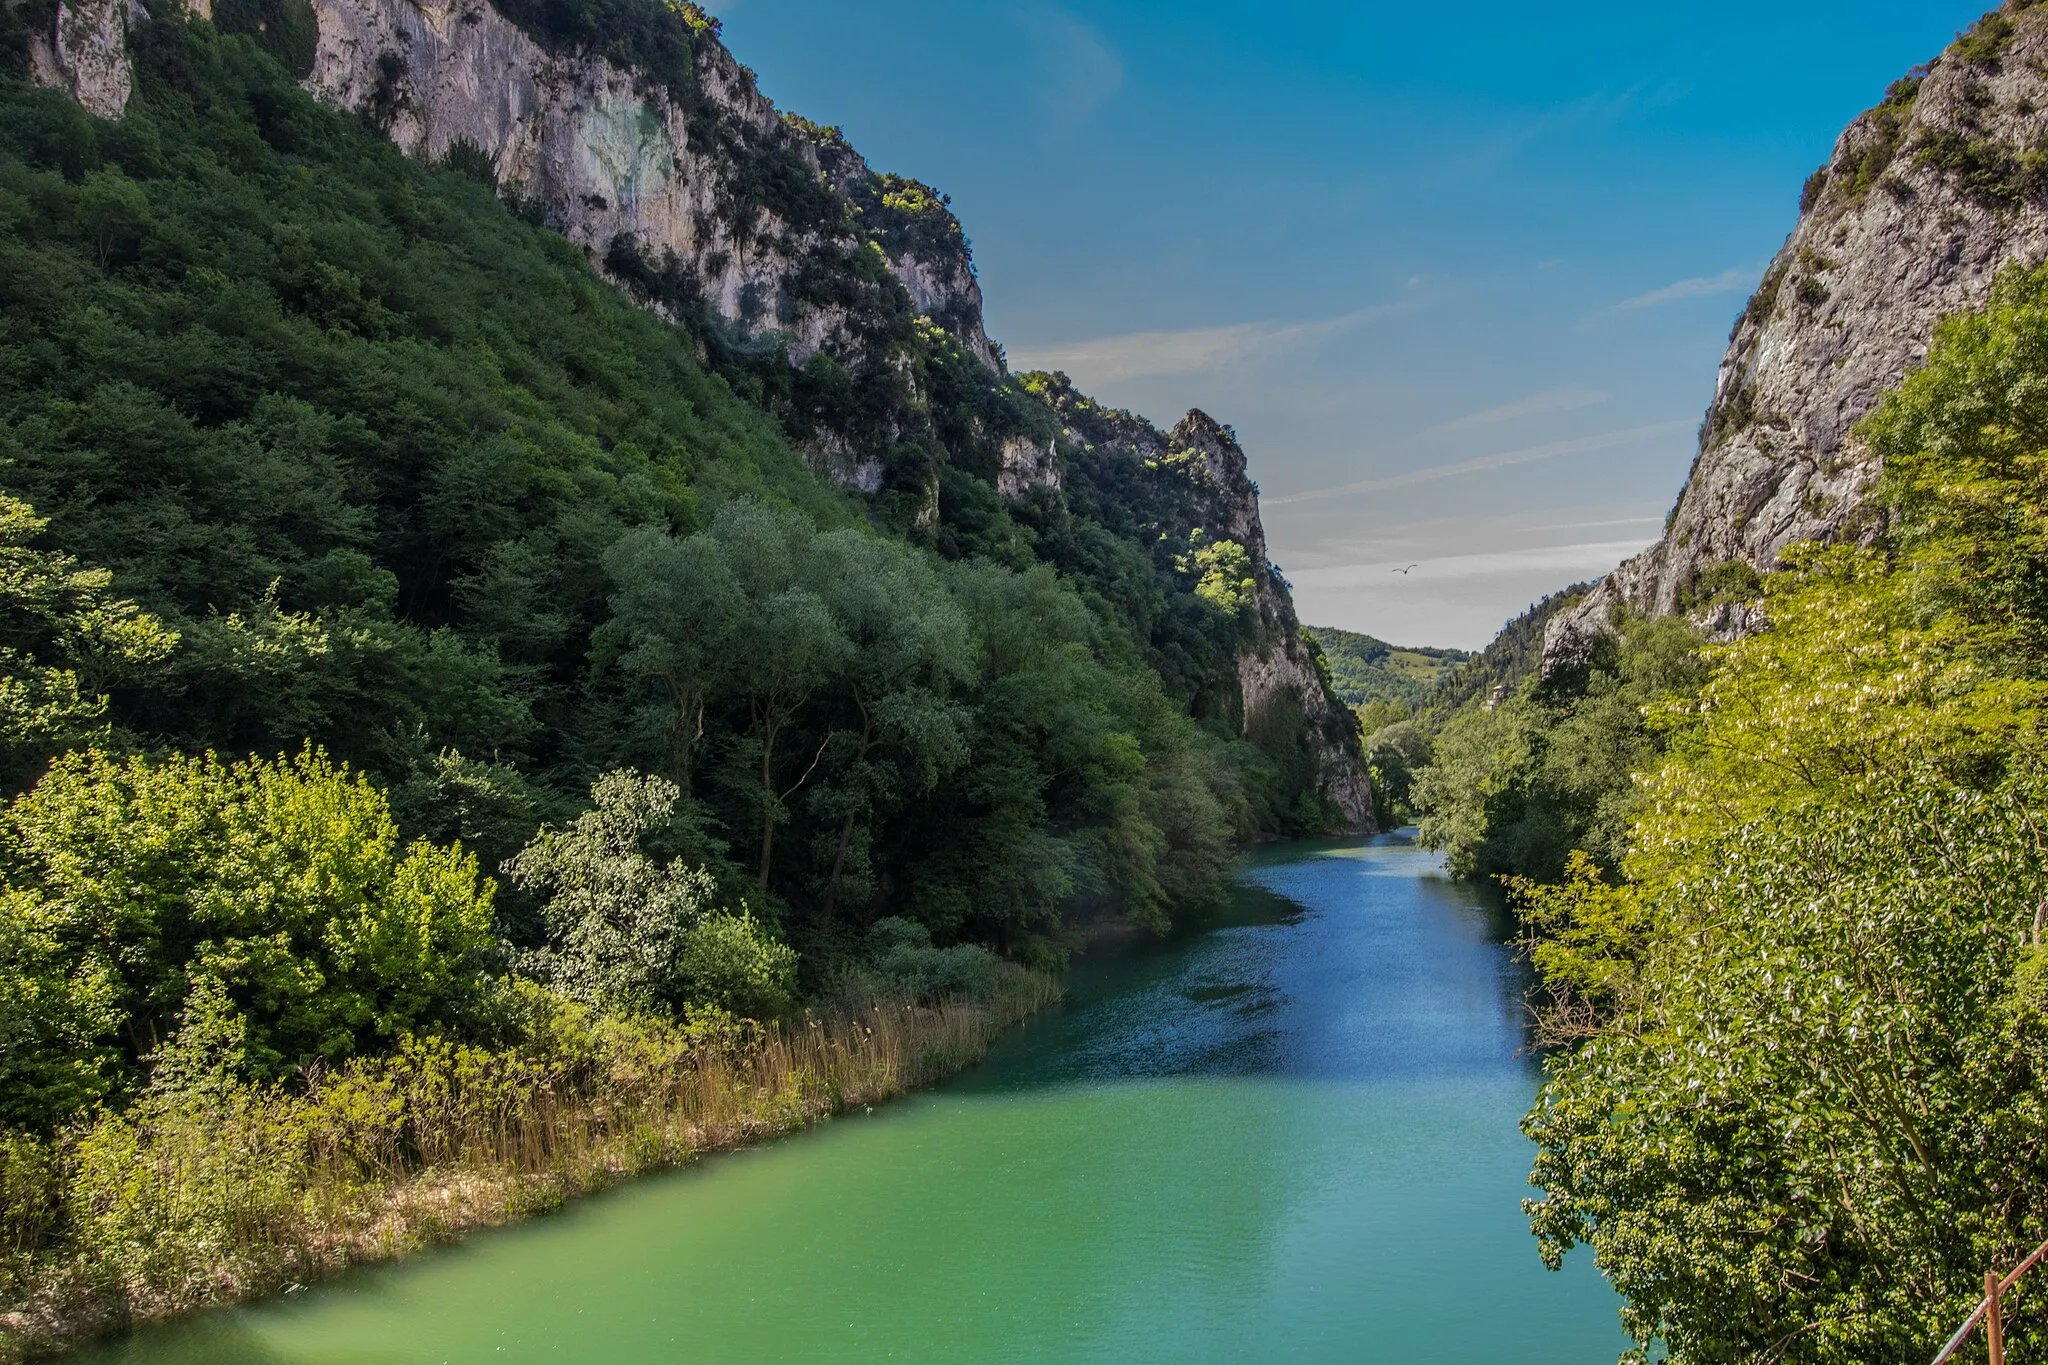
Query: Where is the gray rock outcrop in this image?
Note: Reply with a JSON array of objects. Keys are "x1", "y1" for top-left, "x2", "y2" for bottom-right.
[
  {"x1": 1549, "y1": 2, "x2": 2048, "y2": 664},
  {"x1": 27, "y1": 0, "x2": 135, "y2": 118}
]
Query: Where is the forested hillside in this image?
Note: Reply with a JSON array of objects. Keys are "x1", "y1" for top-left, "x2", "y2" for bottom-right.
[
  {"x1": 0, "y1": 0, "x2": 1367, "y2": 1346},
  {"x1": 1302, "y1": 625, "x2": 1468, "y2": 709},
  {"x1": 1402, "y1": 6, "x2": 2048, "y2": 1358}
]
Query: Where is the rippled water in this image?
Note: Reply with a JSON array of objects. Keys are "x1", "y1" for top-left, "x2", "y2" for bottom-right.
[{"x1": 80, "y1": 833, "x2": 1630, "y2": 1363}]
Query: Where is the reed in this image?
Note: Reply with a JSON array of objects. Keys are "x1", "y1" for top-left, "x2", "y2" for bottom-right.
[{"x1": 0, "y1": 965, "x2": 1061, "y2": 1361}]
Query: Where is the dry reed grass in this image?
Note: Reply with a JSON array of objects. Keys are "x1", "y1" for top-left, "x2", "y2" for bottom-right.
[{"x1": 0, "y1": 965, "x2": 1060, "y2": 1362}]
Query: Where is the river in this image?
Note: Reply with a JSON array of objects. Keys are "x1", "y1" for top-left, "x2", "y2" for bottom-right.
[{"x1": 79, "y1": 832, "x2": 1631, "y2": 1363}]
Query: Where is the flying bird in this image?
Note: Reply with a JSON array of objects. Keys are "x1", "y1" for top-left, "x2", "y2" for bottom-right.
[{"x1": 1391, "y1": 564, "x2": 1419, "y2": 575}]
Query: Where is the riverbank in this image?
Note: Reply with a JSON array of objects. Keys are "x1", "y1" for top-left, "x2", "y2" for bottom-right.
[{"x1": 0, "y1": 968, "x2": 1060, "y2": 1362}]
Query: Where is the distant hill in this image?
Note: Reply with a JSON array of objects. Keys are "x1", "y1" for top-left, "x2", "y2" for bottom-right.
[
  {"x1": 1304, "y1": 626, "x2": 1471, "y2": 709},
  {"x1": 1419, "y1": 583, "x2": 1597, "y2": 722}
]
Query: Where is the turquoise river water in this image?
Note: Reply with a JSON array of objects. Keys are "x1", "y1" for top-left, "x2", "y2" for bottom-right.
[{"x1": 79, "y1": 832, "x2": 1632, "y2": 1363}]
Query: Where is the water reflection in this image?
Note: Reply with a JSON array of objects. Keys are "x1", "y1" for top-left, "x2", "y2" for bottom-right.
[{"x1": 77, "y1": 832, "x2": 1629, "y2": 1365}]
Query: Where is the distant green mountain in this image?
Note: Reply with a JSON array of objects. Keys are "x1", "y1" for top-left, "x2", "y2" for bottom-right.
[
  {"x1": 1417, "y1": 583, "x2": 1596, "y2": 722},
  {"x1": 1303, "y1": 626, "x2": 1471, "y2": 709}
]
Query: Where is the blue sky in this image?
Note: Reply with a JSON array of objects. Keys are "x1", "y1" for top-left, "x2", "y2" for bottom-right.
[{"x1": 718, "y1": 0, "x2": 1994, "y2": 648}]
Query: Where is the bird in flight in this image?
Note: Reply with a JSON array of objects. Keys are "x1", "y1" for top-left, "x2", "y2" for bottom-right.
[{"x1": 1391, "y1": 564, "x2": 1419, "y2": 575}]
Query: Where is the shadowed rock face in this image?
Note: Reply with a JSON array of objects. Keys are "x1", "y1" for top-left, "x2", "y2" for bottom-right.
[{"x1": 1548, "y1": 1, "x2": 2048, "y2": 667}]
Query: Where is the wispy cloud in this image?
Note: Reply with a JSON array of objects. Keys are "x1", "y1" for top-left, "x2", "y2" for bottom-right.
[
  {"x1": 1288, "y1": 538, "x2": 1654, "y2": 588},
  {"x1": 1423, "y1": 387, "x2": 1610, "y2": 437},
  {"x1": 1022, "y1": 5, "x2": 1124, "y2": 138},
  {"x1": 1008, "y1": 301, "x2": 1415, "y2": 384},
  {"x1": 1610, "y1": 266, "x2": 1758, "y2": 312},
  {"x1": 1263, "y1": 420, "x2": 1691, "y2": 507}
]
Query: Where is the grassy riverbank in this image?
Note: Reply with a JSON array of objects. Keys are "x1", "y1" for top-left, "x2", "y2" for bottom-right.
[{"x1": 0, "y1": 968, "x2": 1059, "y2": 1362}]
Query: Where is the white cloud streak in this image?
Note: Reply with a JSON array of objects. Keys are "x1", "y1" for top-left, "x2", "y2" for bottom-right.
[
  {"x1": 1263, "y1": 420, "x2": 1691, "y2": 507},
  {"x1": 1288, "y1": 539, "x2": 1653, "y2": 588},
  {"x1": 1610, "y1": 266, "x2": 1758, "y2": 312},
  {"x1": 1024, "y1": 5, "x2": 1124, "y2": 138},
  {"x1": 1007, "y1": 301, "x2": 1416, "y2": 384},
  {"x1": 1422, "y1": 386, "x2": 1610, "y2": 436}
]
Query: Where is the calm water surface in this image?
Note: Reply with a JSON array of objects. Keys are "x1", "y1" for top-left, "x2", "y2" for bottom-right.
[{"x1": 82, "y1": 833, "x2": 1630, "y2": 1363}]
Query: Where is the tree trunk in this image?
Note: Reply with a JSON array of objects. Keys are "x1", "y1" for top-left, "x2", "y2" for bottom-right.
[
  {"x1": 820, "y1": 716, "x2": 874, "y2": 919},
  {"x1": 756, "y1": 718, "x2": 779, "y2": 889}
]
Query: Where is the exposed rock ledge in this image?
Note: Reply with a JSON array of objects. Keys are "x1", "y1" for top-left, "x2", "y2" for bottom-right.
[{"x1": 1548, "y1": 2, "x2": 2048, "y2": 667}]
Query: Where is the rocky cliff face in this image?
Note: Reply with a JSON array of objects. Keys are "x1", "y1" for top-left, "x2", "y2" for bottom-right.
[
  {"x1": 1030, "y1": 376, "x2": 1375, "y2": 831},
  {"x1": 27, "y1": 0, "x2": 133, "y2": 117},
  {"x1": 18, "y1": 0, "x2": 1372, "y2": 831},
  {"x1": 1549, "y1": 1, "x2": 2048, "y2": 662},
  {"x1": 298, "y1": 0, "x2": 994, "y2": 369}
]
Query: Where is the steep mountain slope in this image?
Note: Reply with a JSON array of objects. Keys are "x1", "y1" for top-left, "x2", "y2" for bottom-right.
[
  {"x1": 1029, "y1": 375, "x2": 1374, "y2": 828},
  {"x1": 2, "y1": 0, "x2": 1370, "y2": 861},
  {"x1": 1550, "y1": 0, "x2": 2048, "y2": 661},
  {"x1": 1303, "y1": 625, "x2": 1469, "y2": 710},
  {"x1": 280, "y1": 0, "x2": 1371, "y2": 829}
]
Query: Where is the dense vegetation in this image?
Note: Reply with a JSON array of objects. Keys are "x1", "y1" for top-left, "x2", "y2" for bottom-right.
[
  {"x1": 1302, "y1": 625, "x2": 1467, "y2": 709},
  {"x1": 1412, "y1": 612, "x2": 1708, "y2": 882},
  {"x1": 1505, "y1": 263, "x2": 2048, "y2": 1361},
  {"x1": 0, "y1": 3, "x2": 1362, "y2": 1345}
]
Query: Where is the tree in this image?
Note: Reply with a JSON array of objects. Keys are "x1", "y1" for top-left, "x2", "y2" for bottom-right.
[
  {"x1": 806, "y1": 528, "x2": 971, "y2": 917},
  {"x1": 0, "y1": 495, "x2": 176, "y2": 792},
  {"x1": 0, "y1": 747, "x2": 495, "y2": 1122},
  {"x1": 504, "y1": 769, "x2": 793, "y2": 1017}
]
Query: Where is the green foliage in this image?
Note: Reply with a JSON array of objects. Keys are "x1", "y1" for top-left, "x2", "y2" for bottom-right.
[
  {"x1": 505, "y1": 768, "x2": 795, "y2": 1018},
  {"x1": 840, "y1": 916, "x2": 998, "y2": 1004},
  {"x1": 1187, "y1": 533, "x2": 1254, "y2": 618},
  {"x1": 486, "y1": 0, "x2": 715, "y2": 100},
  {"x1": 1952, "y1": 8, "x2": 2020, "y2": 68},
  {"x1": 1529, "y1": 764, "x2": 2048, "y2": 1362},
  {"x1": 0, "y1": 18, "x2": 838, "y2": 799},
  {"x1": 1831, "y1": 76, "x2": 1922, "y2": 201},
  {"x1": 1868, "y1": 261, "x2": 2048, "y2": 670},
  {"x1": 0, "y1": 746, "x2": 495, "y2": 1127},
  {"x1": 1305, "y1": 623, "x2": 1469, "y2": 708},
  {"x1": 0, "y1": 494, "x2": 177, "y2": 790},
  {"x1": 1362, "y1": 720, "x2": 1430, "y2": 825},
  {"x1": 1520, "y1": 251, "x2": 2048, "y2": 1362},
  {"x1": 1412, "y1": 614, "x2": 1708, "y2": 884},
  {"x1": 851, "y1": 173, "x2": 968, "y2": 262},
  {"x1": 1634, "y1": 546, "x2": 2040, "y2": 885},
  {"x1": 1911, "y1": 127, "x2": 2048, "y2": 210},
  {"x1": 210, "y1": 0, "x2": 319, "y2": 80},
  {"x1": 1420, "y1": 584, "x2": 1592, "y2": 722}
]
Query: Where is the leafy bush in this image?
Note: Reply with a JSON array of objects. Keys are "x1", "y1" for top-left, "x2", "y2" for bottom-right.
[
  {"x1": 504, "y1": 769, "x2": 795, "y2": 1016},
  {"x1": 856, "y1": 916, "x2": 998, "y2": 1004},
  {"x1": 0, "y1": 746, "x2": 495, "y2": 1127}
]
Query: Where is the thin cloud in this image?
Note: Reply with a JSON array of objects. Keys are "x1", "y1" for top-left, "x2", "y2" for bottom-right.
[
  {"x1": 1288, "y1": 539, "x2": 1653, "y2": 589},
  {"x1": 1024, "y1": 5, "x2": 1124, "y2": 138},
  {"x1": 1264, "y1": 421, "x2": 1691, "y2": 506},
  {"x1": 1009, "y1": 301, "x2": 1415, "y2": 384},
  {"x1": 1611, "y1": 266, "x2": 1757, "y2": 312},
  {"x1": 1424, "y1": 387, "x2": 1610, "y2": 437}
]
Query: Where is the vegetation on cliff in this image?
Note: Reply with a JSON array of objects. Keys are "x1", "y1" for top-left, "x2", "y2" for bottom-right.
[
  {"x1": 0, "y1": 0, "x2": 1370, "y2": 1348},
  {"x1": 1512, "y1": 263, "x2": 2048, "y2": 1361}
]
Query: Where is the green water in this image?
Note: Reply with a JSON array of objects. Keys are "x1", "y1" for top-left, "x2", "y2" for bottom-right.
[{"x1": 80, "y1": 834, "x2": 1631, "y2": 1363}]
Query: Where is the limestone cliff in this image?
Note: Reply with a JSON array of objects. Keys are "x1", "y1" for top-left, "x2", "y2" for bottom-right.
[
  {"x1": 297, "y1": 0, "x2": 993, "y2": 369},
  {"x1": 1550, "y1": 1, "x2": 2048, "y2": 662},
  {"x1": 1029, "y1": 376, "x2": 1375, "y2": 832},
  {"x1": 27, "y1": 0, "x2": 132, "y2": 117}
]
